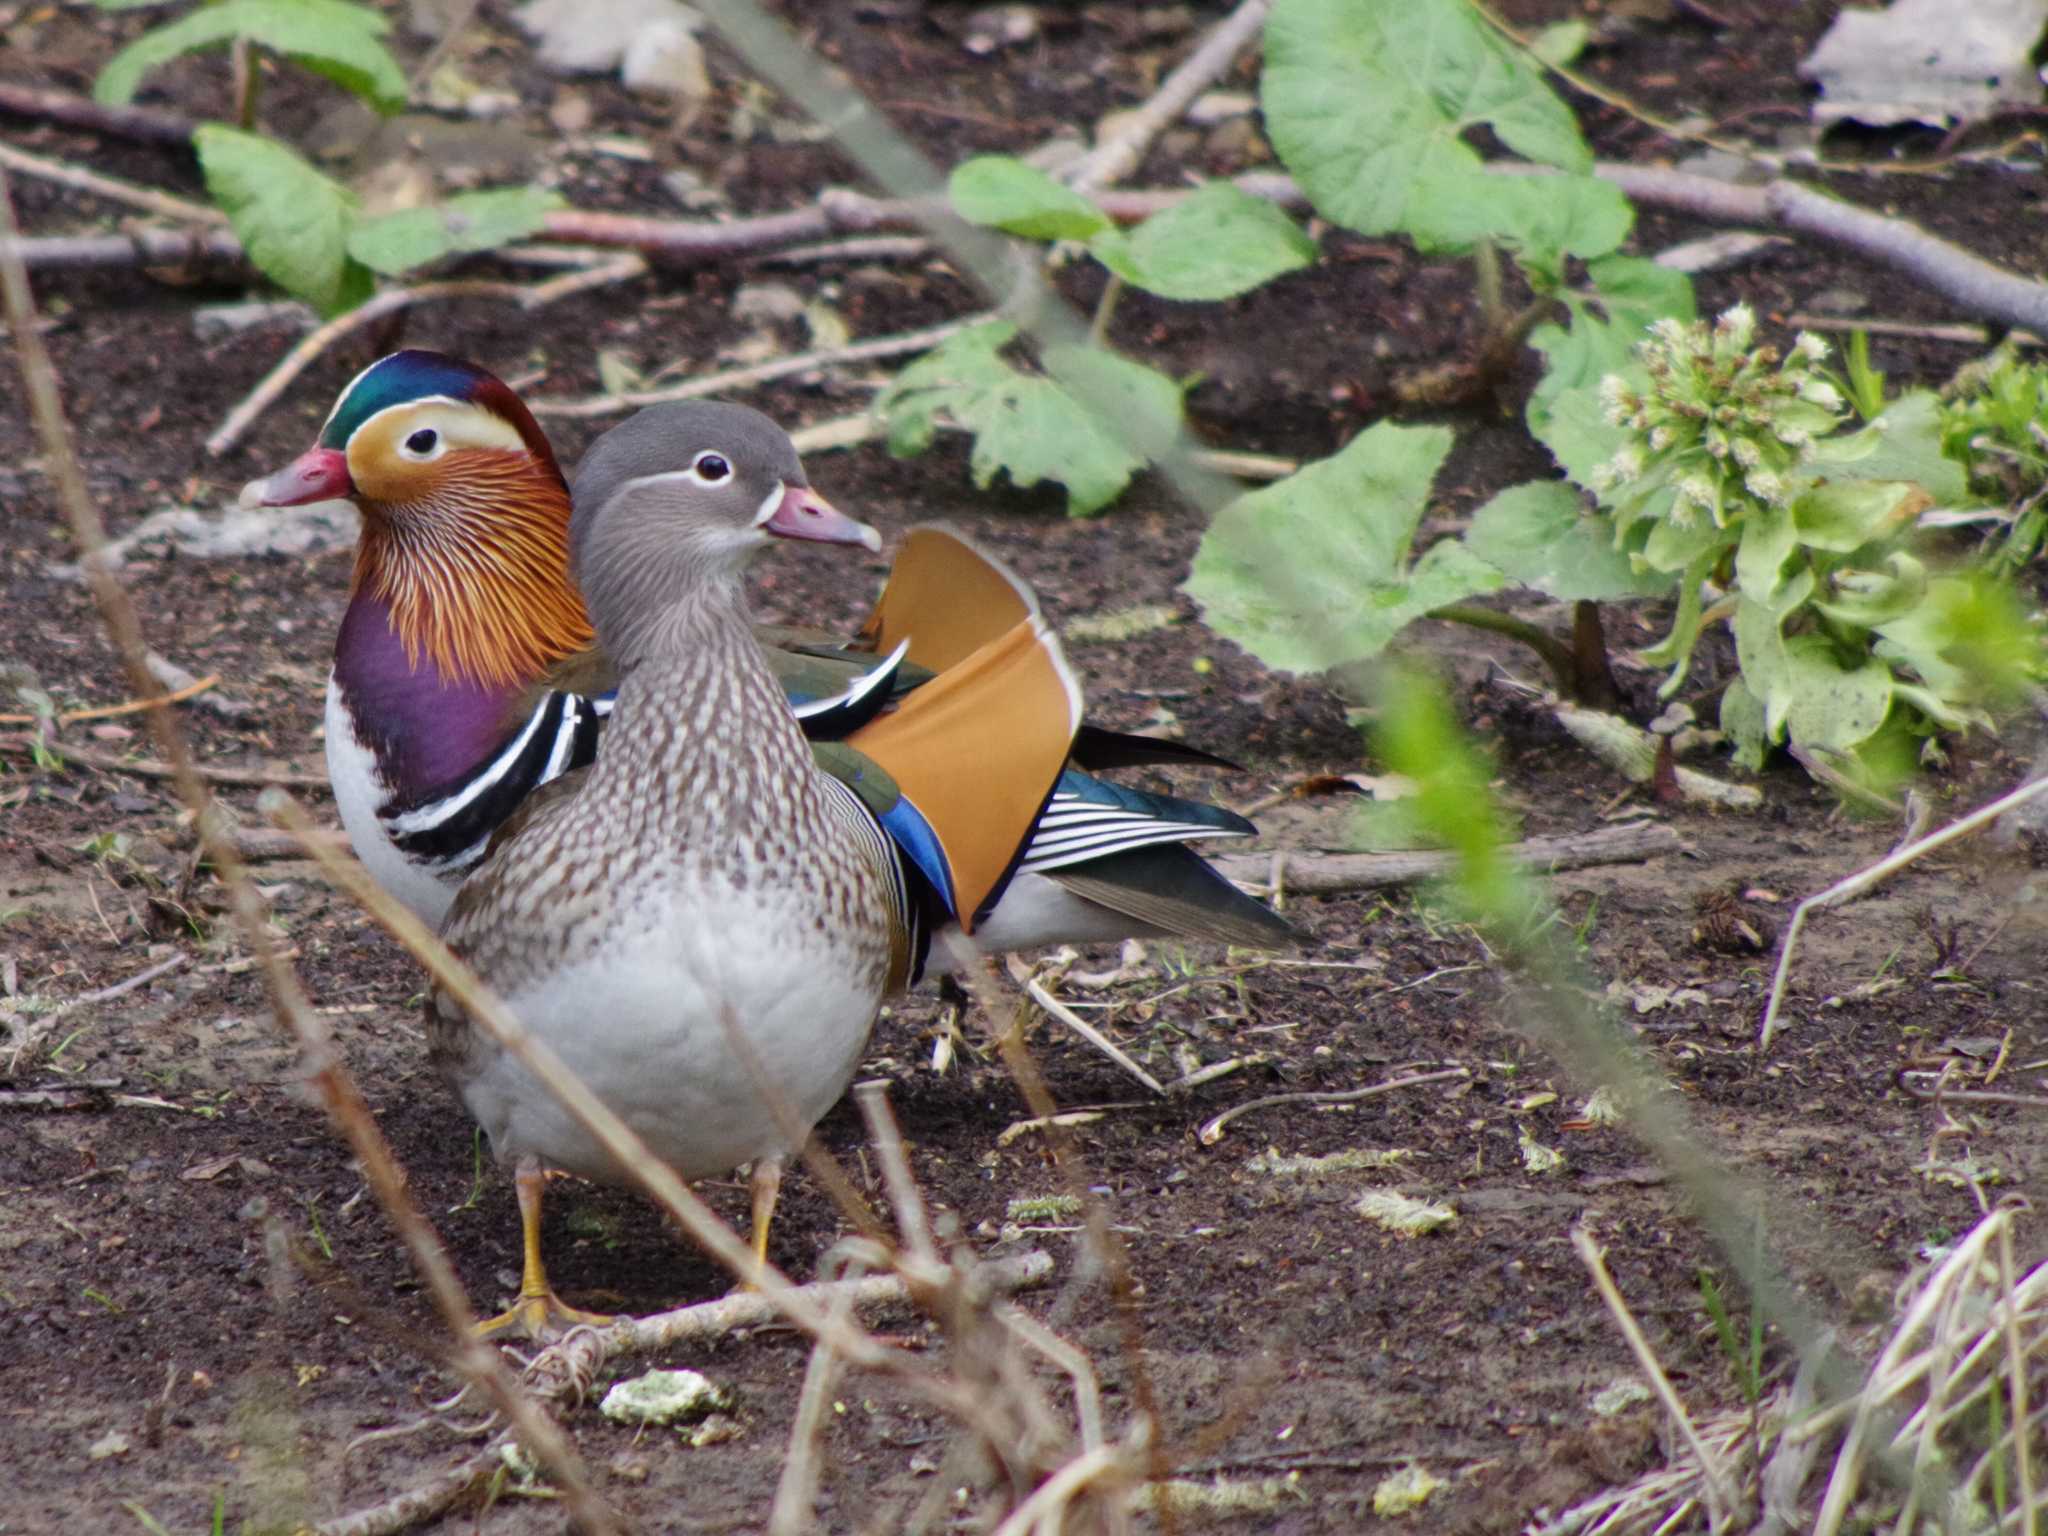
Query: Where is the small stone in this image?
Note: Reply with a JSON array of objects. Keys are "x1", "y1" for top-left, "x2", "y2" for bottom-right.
[
  {"x1": 599, "y1": 1368, "x2": 732, "y2": 1426},
  {"x1": 549, "y1": 90, "x2": 593, "y2": 135},
  {"x1": 88, "y1": 1430, "x2": 131, "y2": 1461}
]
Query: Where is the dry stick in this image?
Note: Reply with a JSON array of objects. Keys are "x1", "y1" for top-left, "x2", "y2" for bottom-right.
[
  {"x1": 1208, "y1": 819, "x2": 1682, "y2": 897},
  {"x1": 0, "y1": 169, "x2": 625, "y2": 1536},
  {"x1": 527, "y1": 314, "x2": 983, "y2": 420},
  {"x1": 204, "y1": 257, "x2": 646, "y2": 456},
  {"x1": 0, "y1": 80, "x2": 198, "y2": 147},
  {"x1": 1195, "y1": 1065, "x2": 1468, "y2": 1146},
  {"x1": 0, "y1": 672, "x2": 217, "y2": 725},
  {"x1": 1573, "y1": 1226, "x2": 1741, "y2": 1530},
  {"x1": 1586, "y1": 163, "x2": 2048, "y2": 339},
  {"x1": 0, "y1": 226, "x2": 249, "y2": 271},
  {"x1": 1758, "y1": 773, "x2": 2048, "y2": 1050},
  {"x1": 1009, "y1": 957, "x2": 1167, "y2": 1098},
  {"x1": 0, "y1": 140, "x2": 225, "y2": 226},
  {"x1": 0, "y1": 733, "x2": 327, "y2": 789},
  {"x1": 1065, "y1": 0, "x2": 1273, "y2": 194}
]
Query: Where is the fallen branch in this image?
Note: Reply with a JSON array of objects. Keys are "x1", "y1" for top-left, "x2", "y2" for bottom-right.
[
  {"x1": 1207, "y1": 819, "x2": 1682, "y2": 897},
  {"x1": 206, "y1": 257, "x2": 646, "y2": 456},
  {"x1": 0, "y1": 80, "x2": 199, "y2": 148},
  {"x1": 1758, "y1": 771, "x2": 2048, "y2": 1050},
  {"x1": 0, "y1": 732, "x2": 328, "y2": 789},
  {"x1": 1067, "y1": 0, "x2": 1272, "y2": 194}
]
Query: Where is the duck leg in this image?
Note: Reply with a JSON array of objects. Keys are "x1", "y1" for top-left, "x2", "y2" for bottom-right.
[
  {"x1": 746, "y1": 1155, "x2": 783, "y2": 1278},
  {"x1": 475, "y1": 1155, "x2": 612, "y2": 1340}
]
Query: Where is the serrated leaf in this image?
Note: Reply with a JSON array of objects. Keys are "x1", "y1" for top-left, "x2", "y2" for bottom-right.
[
  {"x1": 1185, "y1": 421, "x2": 1503, "y2": 674},
  {"x1": 195, "y1": 125, "x2": 369, "y2": 315},
  {"x1": 97, "y1": 0, "x2": 405, "y2": 113},
  {"x1": 1261, "y1": 0, "x2": 1627, "y2": 264},
  {"x1": 876, "y1": 322, "x2": 1183, "y2": 516},
  {"x1": 948, "y1": 156, "x2": 1113, "y2": 242},
  {"x1": 1463, "y1": 480, "x2": 1664, "y2": 601},
  {"x1": 1090, "y1": 181, "x2": 1315, "y2": 301},
  {"x1": 347, "y1": 187, "x2": 565, "y2": 276}
]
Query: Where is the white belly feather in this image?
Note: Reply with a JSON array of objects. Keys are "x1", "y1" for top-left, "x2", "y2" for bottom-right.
[{"x1": 456, "y1": 880, "x2": 878, "y2": 1182}]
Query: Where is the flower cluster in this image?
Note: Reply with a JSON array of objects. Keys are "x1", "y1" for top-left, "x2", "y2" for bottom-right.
[{"x1": 1593, "y1": 305, "x2": 1845, "y2": 529}]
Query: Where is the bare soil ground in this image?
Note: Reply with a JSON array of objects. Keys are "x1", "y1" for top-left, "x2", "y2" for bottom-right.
[{"x1": 3, "y1": 2, "x2": 2047, "y2": 1532}]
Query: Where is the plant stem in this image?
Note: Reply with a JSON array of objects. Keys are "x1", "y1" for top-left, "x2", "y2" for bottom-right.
[
  {"x1": 1088, "y1": 273, "x2": 1125, "y2": 349},
  {"x1": 232, "y1": 40, "x2": 260, "y2": 131},
  {"x1": 1429, "y1": 603, "x2": 1579, "y2": 695}
]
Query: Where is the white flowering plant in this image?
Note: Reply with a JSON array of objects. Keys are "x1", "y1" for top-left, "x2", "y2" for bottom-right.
[{"x1": 1594, "y1": 306, "x2": 2034, "y2": 784}]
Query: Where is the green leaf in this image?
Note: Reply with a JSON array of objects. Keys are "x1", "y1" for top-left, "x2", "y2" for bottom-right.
[
  {"x1": 1813, "y1": 390, "x2": 1966, "y2": 502},
  {"x1": 1733, "y1": 501, "x2": 1800, "y2": 614},
  {"x1": 347, "y1": 187, "x2": 565, "y2": 276},
  {"x1": 1184, "y1": 421, "x2": 1502, "y2": 674},
  {"x1": 1261, "y1": 0, "x2": 1628, "y2": 264},
  {"x1": 1732, "y1": 598, "x2": 1891, "y2": 751},
  {"x1": 97, "y1": 0, "x2": 405, "y2": 113},
  {"x1": 948, "y1": 157, "x2": 1113, "y2": 242},
  {"x1": 194, "y1": 125, "x2": 369, "y2": 315},
  {"x1": 1463, "y1": 480, "x2": 1665, "y2": 601},
  {"x1": 1782, "y1": 635, "x2": 1893, "y2": 752},
  {"x1": 876, "y1": 322, "x2": 1183, "y2": 516},
  {"x1": 1719, "y1": 678, "x2": 1768, "y2": 771},
  {"x1": 1791, "y1": 480, "x2": 1921, "y2": 553},
  {"x1": 1529, "y1": 19, "x2": 1590, "y2": 66},
  {"x1": 1090, "y1": 181, "x2": 1316, "y2": 300}
]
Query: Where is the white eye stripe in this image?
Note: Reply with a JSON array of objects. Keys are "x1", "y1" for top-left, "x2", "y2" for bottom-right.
[{"x1": 751, "y1": 480, "x2": 785, "y2": 526}]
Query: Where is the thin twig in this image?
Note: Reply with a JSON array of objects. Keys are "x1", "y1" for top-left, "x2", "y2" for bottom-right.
[
  {"x1": 1, "y1": 166, "x2": 624, "y2": 1536},
  {"x1": 1573, "y1": 1226, "x2": 1741, "y2": 1530},
  {"x1": 205, "y1": 260, "x2": 645, "y2": 457},
  {"x1": 0, "y1": 672, "x2": 218, "y2": 725},
  {"x1": 0, "y1": 733, "x2": 327, "y2": 789},
  {"x1": 526, "y1": 315, "x2": 983, "y2": 419},
  {"x1": 1009, "y1": 957, "x2": 1168, "y2": 1098},
  {"x1": 0, "y1": 141, "x2": 225, "y2": 226},
  {"x1": 1759, "y1": 773, "x2": 2048, "y2": 1050},
  {"x1": 1196, "y1": 1065, "x2": 1468, "y2": 1145}
]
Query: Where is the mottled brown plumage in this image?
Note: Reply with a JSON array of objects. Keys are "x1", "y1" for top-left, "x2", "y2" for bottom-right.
[{"x1": 427, "y1": 402, "x2": 901, "y2": 1336}]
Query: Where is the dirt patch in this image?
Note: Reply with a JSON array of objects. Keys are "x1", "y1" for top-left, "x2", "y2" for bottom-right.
[{"x1": 4, "y1": 2, "x2": 2047, "y2": 1532}]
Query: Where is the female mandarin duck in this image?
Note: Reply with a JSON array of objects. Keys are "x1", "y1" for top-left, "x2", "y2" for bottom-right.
[
  {"x1": 425, "y1": 404, "x2": 1078, "y2": 1335},
  {"x1": 253, "y1": 349, "x2": 1295, "y2": 961}
]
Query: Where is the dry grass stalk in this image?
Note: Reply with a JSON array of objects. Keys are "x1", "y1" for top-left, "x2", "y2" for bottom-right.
[
  {"x1": 1540, "y1": 1205, "x2": 2048, "y2": 1536},
  {"x1": 1, "y1": 169, "x2": 627, "y2": 1536}
]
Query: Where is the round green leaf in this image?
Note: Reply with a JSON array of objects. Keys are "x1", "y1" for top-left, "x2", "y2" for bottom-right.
[
  {"x1": 1088, "y1": 181, "x2": 1315, "y2": 301},
  {"x1": 948, "y1": 157, "x2": 1112, "y2": 243}
]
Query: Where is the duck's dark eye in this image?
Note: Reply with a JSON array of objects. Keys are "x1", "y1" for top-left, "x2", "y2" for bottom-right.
[
  {"x1": 694, "y1": 452, "x2": 731, "y2": 482},
  {"x1": 404, "y1": 428, "x2": 439, "y2": 455}
]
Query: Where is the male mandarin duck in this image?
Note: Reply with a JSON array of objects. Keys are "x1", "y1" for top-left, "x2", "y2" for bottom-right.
[
  {"x1": 427, "y1": 405, "x2": 1075, "y2": 1335},
  {"x1": 252, "y1": 349, "x2": 1295, "y2": 963}
]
